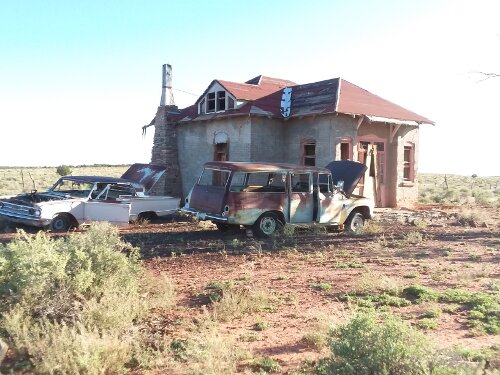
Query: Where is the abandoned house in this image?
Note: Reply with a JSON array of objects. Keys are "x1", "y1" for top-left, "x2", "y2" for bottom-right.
[{"x1": 146, "y1": 65, "x2": 434, "y2": 207}]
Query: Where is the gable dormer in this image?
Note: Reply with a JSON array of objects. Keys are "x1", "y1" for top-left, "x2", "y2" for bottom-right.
[{"x1": 198, "y1": 81, "x2": 236, "y2": 115}]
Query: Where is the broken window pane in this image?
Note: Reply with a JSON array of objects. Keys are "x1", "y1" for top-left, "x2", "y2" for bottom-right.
[
  {"x1": 303, "y1": 142, "x2": 316, "y2": 166},
  {"x1": 207, "y1": 92, "x2": 216, "y2": 112},
  {"x1": 199, "y1": 168, "x2": 229, "y2": 187},
  {"x1": 318, "y1": 173, "x2": 332, "y2": 193},
  {"x1": 217, "y1": 91, "x2": 226, "y2": 111},
  {"x1": 227, "y1": 96, "x2": 235, "y2": 110},
  {"x1": 304, "y1": 144, "x2": 315, "y2": 156},
  {"x1": 340, "y1": 142, "x2": 350, "y2": 160},
  {"x1": 291, "y1": 173, "x2": 311, "y2": 193}
]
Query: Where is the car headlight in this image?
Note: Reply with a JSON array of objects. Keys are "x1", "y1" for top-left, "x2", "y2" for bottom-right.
[{"x1": 28, "y1": 208, "x2": 41, "y2": 217}]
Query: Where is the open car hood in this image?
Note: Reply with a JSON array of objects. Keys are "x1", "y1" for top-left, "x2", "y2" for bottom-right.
[
  {"x1": 325, "y1": 160, "x2": 367, "y2": 197},
  {"x1": 121, "y1": 163, "x2": 166, "y2": 193}
]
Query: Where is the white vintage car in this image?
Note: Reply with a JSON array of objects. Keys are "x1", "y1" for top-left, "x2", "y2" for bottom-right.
[{"x1": 0, "y1": 164, "x2": 180, "y2": 231}]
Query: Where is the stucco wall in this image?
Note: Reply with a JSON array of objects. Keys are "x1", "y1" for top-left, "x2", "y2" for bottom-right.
[
  {"x1": 151, "y1": 109, "x2": 421, "y2": 207},
  {"x1": 281, "y1": 115, "x2": 357, "y2": 166},
  {"x1": 177, "y1": 116, "x2": 251, "y2": 197},
  {"x1": 250, "y1": 117, "x2": 285, "y2": 162},
  {"x1": 357, "y1": 121, "x2": 420, "y2": 207},
  {"x1": 395, "y1": 126, "x2": 419, "y2": 207}
]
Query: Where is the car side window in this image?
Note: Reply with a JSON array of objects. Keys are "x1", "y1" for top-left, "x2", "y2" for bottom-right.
[
  {"x1": 318, "y1": 173, "x2": 333, "y2": 193},
  {"x1": 291, "y1": 173, "x2": 311, "y2": 193}
]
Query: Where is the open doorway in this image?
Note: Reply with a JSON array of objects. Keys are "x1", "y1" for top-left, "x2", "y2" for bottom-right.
[{"x1": 357, "y1": 139, "x2": 386, "y2": 207}]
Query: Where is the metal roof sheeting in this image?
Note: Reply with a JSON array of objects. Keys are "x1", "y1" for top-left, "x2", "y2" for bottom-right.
[{"x1": 168, "y1": 76, "x2": 434, "y2": 125}]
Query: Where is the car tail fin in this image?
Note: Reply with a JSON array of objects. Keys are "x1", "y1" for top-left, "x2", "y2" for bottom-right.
[{"x1": 121, "y1": 164, "x2": 166, "y2": 193}]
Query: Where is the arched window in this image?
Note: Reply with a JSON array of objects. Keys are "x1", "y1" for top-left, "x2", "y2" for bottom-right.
[{"x1": 337, "y1": 137, "x2": 352, "y2": 160}]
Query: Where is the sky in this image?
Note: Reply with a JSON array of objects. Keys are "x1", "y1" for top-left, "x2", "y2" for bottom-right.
[{"x1": 0, "y1": 0, "x2": 499, "y2": 176}]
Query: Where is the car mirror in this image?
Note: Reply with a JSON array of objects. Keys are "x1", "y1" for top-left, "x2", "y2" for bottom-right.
[{"x1": 335, "y1": 180, "x2": 344, "y2": 192}]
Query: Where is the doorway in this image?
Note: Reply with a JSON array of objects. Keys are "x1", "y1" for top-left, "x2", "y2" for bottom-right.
[{"x1": 357, "y1": 139, "x2": 386, "y2": 207}]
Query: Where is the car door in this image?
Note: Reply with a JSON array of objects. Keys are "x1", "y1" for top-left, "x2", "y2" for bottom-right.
[
  {"x1": 317, "y1": 173, "x2": 344, "y2": 224},
  {"x1": 83, "y1": 201, "x2": 131, "y2": 226},
  {"x1": 289, "y1": 172, "x2": 314, "y2": 223}
]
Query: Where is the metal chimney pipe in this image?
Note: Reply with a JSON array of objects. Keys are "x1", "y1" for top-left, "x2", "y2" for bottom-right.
[
  {"x1": 160, "y1": 64, "x2": 174, "y2": 107},
  {"x1": 160, "y1": 64, "x2": 167, "y2": 106}
]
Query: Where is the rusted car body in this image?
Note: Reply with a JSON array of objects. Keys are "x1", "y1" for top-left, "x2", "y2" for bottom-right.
[
  {"x1": 0, "y1": 164, "x2": 180, "y2": 231},
  {"x1": 182, "y1": 161, "x2": 374, "y2": 236}
]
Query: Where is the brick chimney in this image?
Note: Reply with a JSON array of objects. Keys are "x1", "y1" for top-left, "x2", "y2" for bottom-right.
[{"x1": 149, "y1": 64, "x2": 183, "y2": 198}]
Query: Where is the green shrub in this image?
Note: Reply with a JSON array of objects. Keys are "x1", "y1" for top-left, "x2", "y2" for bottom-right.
[
  {"x1": 251, "y1": 357, "x2": 281, "y2": 373},
  {"x1": 322, "y1": 312, "x2": 431, "y2": 375},
  {"x1": 421, "y1": 307, "x2": 442, "y2": 319},
  {"x1": 0, "y1": 223, "x2": 141, "y2": 321},
  {"x1": 416, "y1": 318, "x2": 439, "y2": 330},
  {"x1": 253, "y1": 320, "x2": 269, "y2": 331},
  {"x1": 311, "y1": 282, "x2": 333, "y2": 291},
  {"x1": 0, "y1": 223, "x2": 174, "y2": 374},
  {"x1": 56, "y1": 165, "x2": 72, "y2": 176},
  {"x1": 403, "y1": 284, "x2": 440, "y2": 302}
]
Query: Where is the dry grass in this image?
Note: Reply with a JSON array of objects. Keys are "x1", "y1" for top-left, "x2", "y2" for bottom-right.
[
  {"x1": 211, "y1": 285, "x2": 275, "y2": 322},
  {"x1": 0, "y1": 165, "x2": 129, "y2": 195},
  {"x1": 419, "y1": 173, "x2": 499, "y2": 206}
]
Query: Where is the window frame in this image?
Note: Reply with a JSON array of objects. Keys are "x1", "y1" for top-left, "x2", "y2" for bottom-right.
[
  {"x1": 301, "y1": 138, "x2": 316, "y2": 166},
  {"x1": 338, "y1": 137, "x2": 353, "y2": 161},
  {"x1": 206, "y1": 92, "x2": 216, "y2": 113},
  {"x1": 403, "y1": 143, "x2": 415, "y2": 183},
  {"x1": 199, "y1": 90, "x2": 236, "y2": 114}
]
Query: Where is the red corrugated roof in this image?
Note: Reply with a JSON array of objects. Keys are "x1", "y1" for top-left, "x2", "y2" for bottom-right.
[
  {"x1": 171, "y1": 75, "x2": 434, "y2": 125},
  {"x1": 336, "y1": 80, "x2": 434, "y2": 124},
  {"x1": 218, "y1": 75, "x2": 296, "y2": 101}
]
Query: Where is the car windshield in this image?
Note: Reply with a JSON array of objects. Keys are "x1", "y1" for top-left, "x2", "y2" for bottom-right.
[{"x1": 50, "y1": 179, "x2": 94, "y2": 198}]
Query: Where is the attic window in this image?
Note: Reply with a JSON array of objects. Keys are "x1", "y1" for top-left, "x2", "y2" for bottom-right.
[
  {"x1": 202, "y1": 90, "x2": 233, "y2": 114},
  {"x1": 217, "y1": 91, "x2": 226, "y2": 111},
  {"x1": 199, "y1": 99, "x2": 206, "y2": 113},
  {"x1": 228, "y1": 97, "x2": 235, "y2": 110},
  {"x1": 207, "y1": 93, "x2": 216, "y2": 112}
]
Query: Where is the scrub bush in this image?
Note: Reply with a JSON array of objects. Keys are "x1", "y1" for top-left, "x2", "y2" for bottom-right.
[
  {"x1": 322, "y1": 312, "x2": 431, "y2": 375},
  {"x1": 0, "y1": 223, "x2": 174, "y2": 374},
  {"x1": 56, "y1": 165, "x2": 72, "y2": 176}
]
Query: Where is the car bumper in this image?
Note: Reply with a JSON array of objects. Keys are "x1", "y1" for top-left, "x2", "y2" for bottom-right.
[
  {"x1": 180, "y1": 207, "x2": 228, "y2": 222},
  {"x1": 0, "y1": 212, "x2": 50, "y2": 227}
]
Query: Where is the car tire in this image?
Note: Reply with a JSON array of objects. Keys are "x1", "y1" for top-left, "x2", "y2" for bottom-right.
[
  {"x1": 253, "y1": 212, "x2": 282, "y2": 237},
  {"x1": 345, "y1": 211, "x2": 364, "y2": 233},
  {"x1": 50, "y1": 214, "x2": 72, "y2": 232},
  {"x1": 137, "y1": 212, "x2": 157, "y2": 221}
]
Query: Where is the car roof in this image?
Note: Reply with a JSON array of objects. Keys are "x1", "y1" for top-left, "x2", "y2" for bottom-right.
[
  {"x1": 203, "y1": 161, "x2": 330, "y2": 173},
  {"x1": 60, "y1": 176, "x2": 133, "y2": 184}
]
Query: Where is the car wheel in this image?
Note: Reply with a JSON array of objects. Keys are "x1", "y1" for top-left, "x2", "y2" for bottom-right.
[
  {"x1": 253, "y1": 212, "x2": 282, "y2": 237},
  {"x1": 137, "y1": 212, "x2": 157, "y2": 221},
  {"x1": 345, "y1": 211, "x2": 364, "y2": 233},
  {"x1": 50, "y1": 214, "x2": 72, "y2": 232}
]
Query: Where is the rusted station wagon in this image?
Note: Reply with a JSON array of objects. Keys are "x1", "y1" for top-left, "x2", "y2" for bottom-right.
[{"x1": 182, "y1": 161, "x2": 374, "y2": 237}]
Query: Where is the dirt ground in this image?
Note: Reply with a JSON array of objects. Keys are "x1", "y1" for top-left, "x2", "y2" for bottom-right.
[{"x1": 1, "y1": 205, "x2": 499, "y2": 374}]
